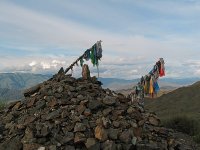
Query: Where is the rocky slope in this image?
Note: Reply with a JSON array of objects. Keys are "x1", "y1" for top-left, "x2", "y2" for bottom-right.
[{"x1": 0, "y1": 71, "x2": 198, "y2": 150}]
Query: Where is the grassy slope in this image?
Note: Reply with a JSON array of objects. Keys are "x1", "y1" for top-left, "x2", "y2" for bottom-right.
[
  {"x1": 145, "y1": 81, "x2": 200, "y2": 122},
  {"x1": 0, "y1": 73, "x2": 51, "y2": 89}
]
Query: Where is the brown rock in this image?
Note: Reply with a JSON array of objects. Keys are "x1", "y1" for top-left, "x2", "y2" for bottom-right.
[
  {"x1": 133, "y1": 127, "x2": 142, "y2": 138},
  {"x1": 12, "y1": 102, "x2": 21, "y2": 110},
  {"x1": 119, "y1": 131, "x2": 131, "y2": 144},
  {"x1": 24, "y1": 116, "x2": 36, "y2": 125},
  {"x1": 95, "y1": 126, "x2": 108, "y2": 142},
  {"x1": 102, "y1": 108, "x2": 112, "y2": 116},
  {"x1": 117, "y1": 93, "x2": 129, "y2": 103},
  {"x1": 21, "y1": 127, "x2": 34, "y2": 144},
  {"x1": 138, "y1": 120, "x2": 145, "y2": 126},
  {"x1": 27, "y1": 98, "x2": 36, "y2": 108},
  {"x1": 82, "y1": 64, "x2": 90, "y2": 80},
  {"x1": 6, "y1": 101, "x2": 20, "y2": 109},
  {"x1": 84, "y1": 108, "x2": 91, "y2": 116},
  {"x1": 23, "y1": 143, "x2": 43, "y2": 150},
  {"x1": 149, "y1": 117, "x2": 160, "y2": 126},
  {"x1": 74, "y1": 132, "x2": 86, "y2": 143},
  {"x1": 61, "y1": 110, "x2": 69, "y2": 118},
  {"x1": 113, "y1": 121, "x2": 120, "y2": 128},
  {"x1": 77, "y1": 104, "x2": 86, "y2": 115},
  {"x1": 48, "y1": 97, "x2": 58, "y2": 107}
]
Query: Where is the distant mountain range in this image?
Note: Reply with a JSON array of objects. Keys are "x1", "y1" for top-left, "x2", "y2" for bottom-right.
[
  {"x1": 99, "y1": 77, "x2": 200, "y2": 90},
  {"x1": 0, "y1": 73, "x2": 51, "y2": 89},
  {"x1": 0, "y1": 73, "x2": 199, "y2": 101},
  {"x1": 0, "y1": 73, "x2": 51, "y2": 101}
]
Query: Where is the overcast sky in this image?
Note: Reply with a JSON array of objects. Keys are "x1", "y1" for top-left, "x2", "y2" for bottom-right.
[{"x1": 0, "y1": 0, "x2": 200, "y2": 79}]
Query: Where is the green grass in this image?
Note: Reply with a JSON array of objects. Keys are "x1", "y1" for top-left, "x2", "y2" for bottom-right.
[
  {"x1": 162, "y1": 115, "x2": 200, "y2": 143},
  {"x1": 0, "y1": 101, "x2": 6, "y2": 111},
  {"x1": 163, "y1": 116, "x2": 200, "y2": 135},
  {"x1": 194, "y1": 134, "x2": 200, "y2": 144},
  {"x1": 144, "y1": 81, "x2": 200, "y2": 143}
]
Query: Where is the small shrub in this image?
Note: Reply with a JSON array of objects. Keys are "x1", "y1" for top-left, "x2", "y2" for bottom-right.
[{"x1": 163, "y1": 116, "x2": 200, "y2": 136}]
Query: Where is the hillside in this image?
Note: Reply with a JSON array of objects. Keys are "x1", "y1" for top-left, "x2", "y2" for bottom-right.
[
  {"x1": 145, "y1": 81, "x2": 200, "y2": 122},
  {"x1": 0, "y1": 73, "x2": 51, "y2": 101},
  {"x1": 0, "y1": 88, "x2": 22, "y2": 101},
  {"x1": 0, "y1": 73, "x2": 51, "y2": 89}
]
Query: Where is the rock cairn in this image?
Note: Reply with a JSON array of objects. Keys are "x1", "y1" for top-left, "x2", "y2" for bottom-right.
[{"x1": 0, "y1": 72, "x2": 191, "y2": 150}]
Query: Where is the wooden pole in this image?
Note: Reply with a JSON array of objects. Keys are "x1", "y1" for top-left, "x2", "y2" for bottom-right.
[
  {"x1": 64, "y1": 40, "x2": 102, "y2": 74},
  {"x1": 64, "y1": 54, "x2": 84, "y2": 74}
]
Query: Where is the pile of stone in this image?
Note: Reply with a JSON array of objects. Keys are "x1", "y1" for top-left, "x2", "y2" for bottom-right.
[{"x1": 0, "y1": 72, "x2": 192, "y2": 150}]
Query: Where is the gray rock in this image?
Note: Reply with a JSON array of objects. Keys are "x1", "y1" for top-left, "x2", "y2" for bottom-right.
[
  {"x1": 64, "y1": 145, "x2": 75, "y2": 150},
  {"x1": 85, "y1": 138, "x2": 100, "y2": 150},
  {"x1": 108, "y1": 128, "x2": 119, "y2": 140},
  {"x1": 49, "y1": 145, "x2": 57, "y2": 150},
  {"x1": 74, "y1": 123, "x2": 86, "y2": 132},
  {"x1": 0, "y1": 136, "x2": 22, "y2": 150},
  {"x1": 103, "y1": 96, "x2": 116, "y2": 106},
  {"x1": 61, "y1": 132, "x2": 74, "y2": 144},
  {"x1": 24, "y1": 84, "x2": 41, "y2": 97},
  {"x1": 101, "y1": 140, "x2": 117, "y2": 150},
  {"x1": 35, "y1": 100, "x2": 46, "y2": 110},
  {"x1": 88, "y1": 100, "x2": 102, "y2": 110},
  {"x1": 46, "y1": 110, "x2": 60, "y2": 120},
  {"x1": 57, "y1": 86, "x2": 64, "y2": 93}
]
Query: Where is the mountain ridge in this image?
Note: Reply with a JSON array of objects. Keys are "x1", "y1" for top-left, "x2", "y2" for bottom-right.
[{"x1": 0, "y1": 72, "x2": 199, "y2": 101}]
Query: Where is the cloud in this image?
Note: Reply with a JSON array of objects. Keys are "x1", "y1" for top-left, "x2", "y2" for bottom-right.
[
  {"x1": 0, "y1": 1, "x2": 200, "y2": 79},
  {"x1": 0, "y1": 1, "x2": 199, "y2": 56}
]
